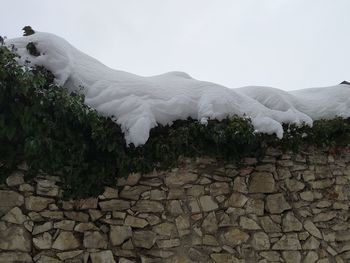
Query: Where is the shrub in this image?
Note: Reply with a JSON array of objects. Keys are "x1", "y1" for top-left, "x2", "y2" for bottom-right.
[{"x1": 0, "y1": 43, "x2": 349, "y2": 198}]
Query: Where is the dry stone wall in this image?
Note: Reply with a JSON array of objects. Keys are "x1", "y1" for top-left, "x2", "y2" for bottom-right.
[{"x1": 1, "y1": 147, "x2": 350, "y2": 263}]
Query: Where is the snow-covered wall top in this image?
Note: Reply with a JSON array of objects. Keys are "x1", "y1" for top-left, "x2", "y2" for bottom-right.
[{"x1": 5, "y1": 32, "x2": 350, "y2": 146}]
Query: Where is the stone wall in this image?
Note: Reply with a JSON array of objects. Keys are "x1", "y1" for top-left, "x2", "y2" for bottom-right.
[{"x1": 1, "y1": 147, "x2": 350, "y2": 263}]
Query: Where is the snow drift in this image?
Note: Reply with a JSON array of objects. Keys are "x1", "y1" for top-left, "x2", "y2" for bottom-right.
[{"x1": 5, "y1": 32, "x2": 350, "y2": 146}]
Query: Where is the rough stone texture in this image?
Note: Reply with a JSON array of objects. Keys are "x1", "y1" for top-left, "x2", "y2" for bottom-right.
[
  {"x1": 272, "y1": 233, "x2": 301, "y2": 250},
  {"x1": 1, "y1": 206, "x2": 27, "y2": 224},
  {"x1": 64, "y1": 211, "x2": 89, "y2": 222},
  {"x1": 119, "y1": 185, "x2": 150, "y2": 200},
  {"x1": 239, "y1": 216, "x2": 261, "y2": 230},
  {"x1": 0, "y1": 190, "x2": 24, "y2": 215},
  {"x1": 251, "y1": 232, "x2": 270, "y2": 250},
  {"x1": 32, "y1": 221, "x2": 53, "y2": 235},
  {"x1": 83, "y1": 231, "x2": 107, "y2": 249},
  {"x1": 110, "y1": 225, "x2": 132, "y2": 246},
  {"x1": 260, "y1": 216, "x2": 281, "y2": 233},
  {"x1": 304, "y1": 220, "x2": 323, "y2": 239},
  {"x1": 52, "y1": 231, "x2": 81, "y2": 250},
  {"x1": 133, "y1": 231, "x2": 157, "y2": 249},
  {"x1": 125, "y1": 215, "x2": 148, "y2": 228},
  {"x1": 25, "y1": 196, "x2": 54, "y2": 212},
  {"x1": 283, "y1": 251, "x2": 301, "y2": 263},
  {"x1": 33, "y1": 232, "x2": 52, "y2": 250},
  {"x1": 36, "y1": 179, "x2": 59, "y2": 197},
  {"x1": 99, "y1": 199, "x2": 130, "y2": 211},
  {"x1": 164, "y1": 171, "x2": 198, "y2": 187},
  {"x1": 199, "y1": 195, "x2": 218, "y2": 212},
  {"x1": 265, "y1": 193, "x2": 291, "y2": 214},
  {"x1": 0, "y1": 148, "x2": 349, "y2": 262},
  {"x1": 6, "y1": 171, "x2": 25, "y2": 187},
  {"x1": 202, "y1": 212, "x2": 218, "y2": 234},
  {"x1": 282, "y1": 212, "x2": 302, "y2": 232},
  {"x1": 249, "y1": 172, "x2": 276, "y2": 193},
  {"x1": 152, "y1": 222, "x2": 177, "y2": 237},
  {"x1": 225, "y1": 192, "x2": 248, "y2": 208},
  {"x1": 56, "y1": 250, "x2": 83, "y2": 261},
  {"x1": 0, "y1": 252, "x2": 32, "y2": 263},
  {"x1": 90, "y1": 250, "x2": 116, "y2": 263},
  {"x1": 0, "y1": 223, "x2": 31, "y2": 252},
  {"x1": 222, "y1": 228, "x2": 249, "y2": 246},
  {"x1": 132, "y1": 200, "x2": 164, "y2": 213}
]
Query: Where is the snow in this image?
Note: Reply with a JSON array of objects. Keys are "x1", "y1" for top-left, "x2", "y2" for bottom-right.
[{"x1": 5, "y1": 32, "x2": 350, "y2": 146}]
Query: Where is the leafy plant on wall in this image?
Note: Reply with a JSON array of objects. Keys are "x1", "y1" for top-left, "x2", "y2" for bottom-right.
[{"x1": 0, "y1": 29, "x2": 350, "y2": 198}]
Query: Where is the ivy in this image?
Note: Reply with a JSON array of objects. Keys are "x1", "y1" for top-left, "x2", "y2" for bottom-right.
[
  {"x1": 0, "y1": 44, "x2": 349, "y2": 198},
  {"x1": 22, "y1": 26, "x2": 35, "y2": 36},
  {"x1": 26, "y1": 42, "x2": 40, "y2": 57}
]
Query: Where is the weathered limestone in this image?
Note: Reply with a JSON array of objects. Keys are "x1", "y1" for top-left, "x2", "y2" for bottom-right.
[
  {"x1": 249, "y1": 172, "x2": 276, "y2": 193},
  {"x1": 222, "y1": 228, "x2": 249, "y2": 246},
  {"x1": 0, "y1": 148, "x2": 349, "y2": 262},
  {"x1": 225, "y1": 192, "x2": 248, "y2": 208},
  {"x1": 99, "y1": 199, "x2": 130, "y2": 211},
  {"x1": 64, "y1": 211, "x2": 89, "y2": 222},
  {"x1": 239, "y1": 216, "x2": 260, "y2": 230},
  {"x1": 265, "y1": 193, "x2": 291, "y2": 214},
  {"x1": 74, "y1": 198, "x2": 98, "y2": 210},
  {"x1": 1, "y1": 206, "x2": 27, "y2": 224},
  {"x1": 33, "y1": 222, "x2": 53, "y2": 235},
  {"x1": 25, "y1": 196, "x2": 54, "y2": 212},
  {"x1": 84, "y1": 231, "x2": 108, "y2": 249},
  {"x1": 52, "y1": 231, "x2": 81, "y2": 250},
  {"x1": 133, "y1": 231, "x2": 157, "y2": 249},
  {"x1": 0, "y1": 252, "x2": 32, "y2": 263},
  {"x1": 6, "y1": 171, "x2": 25, "y2": 187},
  {"x1": 153, "y1": 222, "x2": 177, "y2": 237},
  {"x1": 132, "y1": 200, "x2": 164, "y2": 213},
  {"x1": 110, "y1": 225, "x2": 132, "y2": 246},
  {"x1": 199, "y1": 195, "x2": 219, "y2": 212},
  {"x1": 36, "y1": 179, "x2": 59, "y2": 197},
  {"x1": 304, "y1": 251, "x2": 319, "y2": 263},
  {"x1": 304, "y1": 220, "x2": 322, "y2": 239},
  {"x1": 303, "y1": 236, "x2": 320, "y2": 250},
  {"x1": 0, "y1": 223, "x2": 31, "y2": 252},
  {"x1": 119, "y1": 185, "x2": 150, "y2": 200},
  {"x1": 90, "y1": 250, "x2": 116, "y2": 263},
  {"x1": 33, "y1": 232, "x2": 52, "y2": 250},
  {"x1": 251, "y1": 232, "x2": 270, "y2": 250},
  {"x1": 210, "y1": 182, "x2": 230, "y2": 196},
  {"x1": 125, "y1": 215, "x2": 149, "y2": 228},
  {"x1": 102, "y1": 187, "x2": 119, "y2": 199},
  {"x1": 282, "y1": 251, "x2": 301, "y2": 263},
  {"x1": 260, "y1": 216, "x2": 281, "y2": 233},
  {"x1": 282, "y1": 212, "x2": 302, "y2": 232},
  {"x1": 164, "y1": 171, "x2": 198, "y2": 187},
  {"x1": 0, "y1": 190, "x2": 24, "y2": 214},
  {"x1": 272, "y1": 234, "x2": 301, "y2": 250},
  {"x1": 74, "y1": 222, "x2": 98, "y2": 232},
  {"x1": 285, "y1": 178, "x2": 305, "y2": 192},
  {"x1": 202, "y1": 212, "x2": 218, "y2": 234},
  {"x1": 156, "y1": 238, "x2": 181, "y2": 248},
  {"x1": 56, "y1": 250, "x2": 83, "y2": 261}
]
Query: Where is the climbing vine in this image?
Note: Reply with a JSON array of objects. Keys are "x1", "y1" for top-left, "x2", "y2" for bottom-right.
[{"x1": 0, "y1": 40, "x2": 349, "y2": 198}]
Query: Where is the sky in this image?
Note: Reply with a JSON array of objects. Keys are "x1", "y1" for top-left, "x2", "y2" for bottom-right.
[{"x1": 1, "y1": 0, "x2": 349, "y2": 91}]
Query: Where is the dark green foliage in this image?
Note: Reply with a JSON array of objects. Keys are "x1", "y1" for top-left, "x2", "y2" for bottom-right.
[
  {"x1": 0, "y1": 45, "x2": 124, "y2": 197},
  {"x1": 26, "y1": 42, "x2": 40, "y2": 57},
  {"x1": 22, "y1": 26, "x2": 35, "y2": 36},
  {"x1": 1, "y1": 45, "x2": 350, "y2": 198}
]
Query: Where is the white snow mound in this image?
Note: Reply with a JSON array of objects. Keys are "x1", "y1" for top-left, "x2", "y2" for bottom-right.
[{"x1": 5, "y1": 32, "x2": 350, "y2": 146}]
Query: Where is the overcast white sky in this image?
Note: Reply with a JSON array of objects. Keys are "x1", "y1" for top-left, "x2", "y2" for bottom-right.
[{"x1": 1, "y1": 0, "x2": 349, "y2": 90}]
